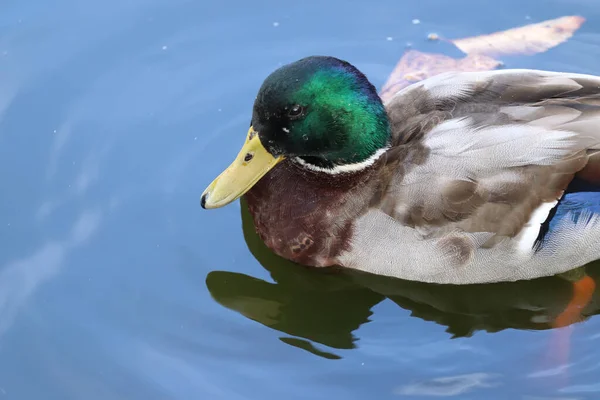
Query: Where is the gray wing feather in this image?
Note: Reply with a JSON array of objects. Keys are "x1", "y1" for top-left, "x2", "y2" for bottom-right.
[{"x1": 383, "y1": 69, "x2": 600, "y2": 238}]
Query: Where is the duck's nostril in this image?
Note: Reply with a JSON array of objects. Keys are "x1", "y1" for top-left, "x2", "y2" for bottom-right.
[{"x1": 244, "y1": 152, "x2": 254, "y2": 163}]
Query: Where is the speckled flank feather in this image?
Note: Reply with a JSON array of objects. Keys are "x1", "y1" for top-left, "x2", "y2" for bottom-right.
[
  {"x1": 337, "y1": 207, "x2": 600, "y2": 284},
  {"x1": 246, "y1": 68, "x2": 600, "y2": 284}
]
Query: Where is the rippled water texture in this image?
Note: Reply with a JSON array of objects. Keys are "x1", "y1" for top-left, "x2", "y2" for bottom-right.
[{"x1": 3, "y1": 0, "x2": 600, "y2": 399}]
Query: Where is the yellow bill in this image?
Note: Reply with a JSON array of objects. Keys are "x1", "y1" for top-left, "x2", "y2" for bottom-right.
[{"x1": 201, "y1": 127, "x2": 284, "y2": 209}]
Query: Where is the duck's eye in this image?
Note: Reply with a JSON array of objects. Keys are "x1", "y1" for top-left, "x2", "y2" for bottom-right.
[{"x1": 287, "y1": 104, "x2": 304, "y2": 118}]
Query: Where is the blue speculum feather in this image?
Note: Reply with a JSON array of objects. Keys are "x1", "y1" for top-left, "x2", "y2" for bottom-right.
[{"x1": 536, "y1": 178, "x2": 600, "y2": 248}]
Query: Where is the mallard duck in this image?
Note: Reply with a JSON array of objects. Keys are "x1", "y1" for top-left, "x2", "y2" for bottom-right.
[{"x1": 201, "y1": 55, "x2": 600, "y2": 285}]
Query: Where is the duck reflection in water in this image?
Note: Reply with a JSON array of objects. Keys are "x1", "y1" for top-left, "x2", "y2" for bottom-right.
[{"x1": 206, "y1": 199, "x2": 600, "y2": 362}]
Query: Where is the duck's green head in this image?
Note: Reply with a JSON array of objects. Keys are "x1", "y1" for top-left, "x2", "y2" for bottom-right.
[{"x1": 201, "y1": 56, "x2": 390, "y2": 209}]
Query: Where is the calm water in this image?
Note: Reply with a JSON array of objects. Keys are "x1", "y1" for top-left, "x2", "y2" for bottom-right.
[{"x1": 3, "y1": 0, "x2": 600, "y2": 398}]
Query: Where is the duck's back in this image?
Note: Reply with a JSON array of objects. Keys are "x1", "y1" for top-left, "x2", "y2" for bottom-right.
[{"x1": 337, "y1": 69, "x2": 600, "y2": 284}]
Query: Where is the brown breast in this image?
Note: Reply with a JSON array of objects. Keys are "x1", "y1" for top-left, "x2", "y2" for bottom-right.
[{"x1": 244, "y1": 160, "x2": 383, "y2": 267}]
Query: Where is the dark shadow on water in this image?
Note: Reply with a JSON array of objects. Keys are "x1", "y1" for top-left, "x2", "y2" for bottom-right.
[{"x1": 206, "y1": 198, "x2": 600, "y2": 359}]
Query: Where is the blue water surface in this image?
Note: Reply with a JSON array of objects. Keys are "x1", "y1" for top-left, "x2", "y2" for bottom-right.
[{"x1": 3, "y1": 0, "x2": 600, "y2": 399}]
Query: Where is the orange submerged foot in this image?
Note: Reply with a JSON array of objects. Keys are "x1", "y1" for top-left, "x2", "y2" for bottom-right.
[
  {"x1": 540, "y1": 275, "x2": 596, "y2": 389},
  {"x1": 553, "y1": 275, "x2": 595, "y2": 328}
]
